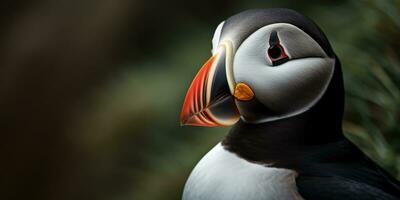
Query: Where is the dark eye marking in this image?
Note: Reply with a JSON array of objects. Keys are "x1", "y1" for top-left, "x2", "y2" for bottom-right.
[{"x1": 267, "y1": 30, "x2": 289, "y2": 66}]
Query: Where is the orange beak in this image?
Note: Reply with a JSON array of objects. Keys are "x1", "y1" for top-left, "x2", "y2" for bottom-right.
[{"x1": 180, "y1": 47, "x2": 240, "y2": 126}]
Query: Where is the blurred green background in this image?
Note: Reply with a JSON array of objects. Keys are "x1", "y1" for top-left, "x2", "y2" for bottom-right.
[{"x1": 1, "y1": 0, "x2": 399, "y2": 199}]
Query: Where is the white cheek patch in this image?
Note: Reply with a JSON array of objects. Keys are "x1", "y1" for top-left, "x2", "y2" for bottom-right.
[
  {"x1": 240, "y1": 58, "x2": 334, "y2": 114},
  {"x1": 233, "y1": 23, "x2": 335, "y2": 123},
  {"x1": 211, "y1": 21, "x2": 225, "y2": 55}
]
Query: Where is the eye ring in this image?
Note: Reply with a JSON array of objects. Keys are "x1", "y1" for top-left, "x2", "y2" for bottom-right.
[{"x1": 267, "y1": 44, "x2": 289, "y2": 66}]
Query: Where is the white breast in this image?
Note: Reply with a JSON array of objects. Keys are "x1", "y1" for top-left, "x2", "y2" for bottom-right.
[{"x1": 182, "y1": 143, "x2": 304, "y2": 200}]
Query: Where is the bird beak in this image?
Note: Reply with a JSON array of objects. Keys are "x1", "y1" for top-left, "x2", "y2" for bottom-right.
[{"x1": 180, "y1": 45, "x2": 240, "y2": 126}]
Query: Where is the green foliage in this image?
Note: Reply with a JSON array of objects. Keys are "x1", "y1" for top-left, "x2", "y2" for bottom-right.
[{"x1": 342, "y1": 0, "x2": 400, "y2": 179}]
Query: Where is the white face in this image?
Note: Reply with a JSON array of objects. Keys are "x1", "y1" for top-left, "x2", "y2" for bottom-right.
[{"x1": 212, "y1": 23, "x2": 335, "y2": 123}]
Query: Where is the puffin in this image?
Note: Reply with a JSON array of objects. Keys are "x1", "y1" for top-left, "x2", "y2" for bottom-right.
[{"x1": 179, "y1": 8, "x2": 400, "y2": 200}]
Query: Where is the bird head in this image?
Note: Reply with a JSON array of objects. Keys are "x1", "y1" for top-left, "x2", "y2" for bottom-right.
[{"x1": 180, "y1": 8, "x2": 343, "y2": 127}]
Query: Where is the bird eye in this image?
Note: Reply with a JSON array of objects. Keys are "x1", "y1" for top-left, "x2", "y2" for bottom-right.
[
  {"x1": 267, "y1": 31, "x2": 289, "y2": 66},
  {"x1": 268, "y1": 44, "x2": 289, "y2": 66},
  {"x1": 268, "y1": 45, "x2": 283, "y2": 59}
]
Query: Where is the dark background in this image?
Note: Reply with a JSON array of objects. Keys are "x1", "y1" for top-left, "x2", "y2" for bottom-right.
[{"x1": 1, "y1": 0, "x2": 399, "y2": 199}]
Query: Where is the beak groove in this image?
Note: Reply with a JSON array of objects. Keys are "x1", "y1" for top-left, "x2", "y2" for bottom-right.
[{"x1": 180, "y1": 47, "x2": 239, "y2": 127}]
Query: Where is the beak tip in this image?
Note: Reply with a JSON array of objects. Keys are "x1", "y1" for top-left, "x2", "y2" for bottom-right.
[{"x1": 179, "y1": 112, "x2": 188, "y2": 126}]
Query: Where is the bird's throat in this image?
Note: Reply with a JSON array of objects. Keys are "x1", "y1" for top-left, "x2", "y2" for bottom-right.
[{"x1": 222, "y1": 111, "x2": 344, "y2": 169}]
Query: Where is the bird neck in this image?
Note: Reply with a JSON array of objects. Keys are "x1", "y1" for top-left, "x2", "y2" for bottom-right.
[{"x1": 222, "y1": 110, "x2": 345, "y2": 168}]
